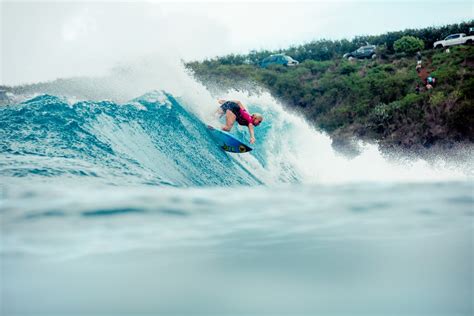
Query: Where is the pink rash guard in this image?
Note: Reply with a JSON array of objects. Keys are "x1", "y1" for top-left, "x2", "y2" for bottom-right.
[{"x1": 236, "y1": 108, "x2": 253, "y2": 126}]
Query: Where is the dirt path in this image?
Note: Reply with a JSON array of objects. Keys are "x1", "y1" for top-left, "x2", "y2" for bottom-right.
[{"x1": 417, "y1": 58, "x2": 433, "y2": 83}]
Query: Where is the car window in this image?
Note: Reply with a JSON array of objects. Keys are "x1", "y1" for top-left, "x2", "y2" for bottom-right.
[{"x1": 452, "y1": 34, "x2": 460, "y2": 38}]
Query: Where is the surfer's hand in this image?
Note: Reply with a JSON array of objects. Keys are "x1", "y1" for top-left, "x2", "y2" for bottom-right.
[{"x1": 250, "y1": 137, "x2": 256, "y2": 144}]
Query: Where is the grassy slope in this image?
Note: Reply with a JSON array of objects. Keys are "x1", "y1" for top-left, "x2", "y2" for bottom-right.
[{"x1": 187, "y1": 45, "x2": 474, "y2": 150}]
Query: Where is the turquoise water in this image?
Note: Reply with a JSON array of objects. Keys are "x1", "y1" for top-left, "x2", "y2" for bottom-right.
[{"x1": 1, "y1": 91, "x2": 473, "y2": 315}]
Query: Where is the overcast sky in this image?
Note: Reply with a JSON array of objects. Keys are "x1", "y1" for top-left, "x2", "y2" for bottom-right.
[{"x1": 1, "y1": 0, "x2": 473, "y2": 85}]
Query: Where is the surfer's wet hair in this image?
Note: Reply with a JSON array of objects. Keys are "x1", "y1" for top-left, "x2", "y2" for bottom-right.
[{"x1": 252, "y1": 113, "x2": 263, "y2": 126}]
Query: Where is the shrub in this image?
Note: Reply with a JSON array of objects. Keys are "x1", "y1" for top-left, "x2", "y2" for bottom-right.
[
  {"x1": 429, "y1": 91, "x2": 446, "y2": 107},
  {"x1": 400, "y1": 93, "x2": 424, "y2": 109},
  {"x1": 303, "y1": 60, "x2": 332, "y2": 75},
  {"x1": 393, "y1": 36, "x2": 425, "y2": 55},
  {"x1": 339, "y1": 62, "x2": 358, "y2": 75}
]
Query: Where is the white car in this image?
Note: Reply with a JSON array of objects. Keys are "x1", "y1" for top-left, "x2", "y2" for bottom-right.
[{"x1": 433, "y1": 33, "x2": 474, "y2": 48}]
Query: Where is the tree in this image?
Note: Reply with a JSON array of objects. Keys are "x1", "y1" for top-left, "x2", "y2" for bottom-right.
[{"x1": 393, "y1": 36, "x2": 425, "y2": 55}]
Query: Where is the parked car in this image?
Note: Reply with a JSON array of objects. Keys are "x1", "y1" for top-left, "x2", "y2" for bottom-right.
[
  {"x1": 260, "y1": 54, "x2": 299, "y2": 68},
  {"x1": 433, "y1": 33, "x2": 474, "y2": 48},
  {"x1": 343, "y1": 45, "x2": 376, "y2": 59}
]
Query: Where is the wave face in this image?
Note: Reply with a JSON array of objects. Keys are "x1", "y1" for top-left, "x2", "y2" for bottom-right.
[
  {"x1": 1, "y1": 90, "x2": 470, "y2": 189},
  {"x1": 0, "y1": 91, "x2": 268, "y2": 187}
]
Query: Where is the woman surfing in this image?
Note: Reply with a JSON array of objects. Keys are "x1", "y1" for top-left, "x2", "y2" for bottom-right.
[{"x1": 216, "y1": 99, "x2": 263, "y2": 144}]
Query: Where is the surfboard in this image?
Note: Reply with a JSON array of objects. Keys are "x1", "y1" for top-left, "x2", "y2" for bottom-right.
[{"x1": 207, "y1": 125, "x2": 253, "y2": 153}]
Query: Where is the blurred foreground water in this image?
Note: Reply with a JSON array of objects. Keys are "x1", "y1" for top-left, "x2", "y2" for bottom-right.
[{"x1": 2, "y1": 181, "x2": 473, "y2": 315}]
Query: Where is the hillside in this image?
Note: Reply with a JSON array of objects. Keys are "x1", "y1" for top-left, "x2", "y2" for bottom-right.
[{"x1": 186, "y1": 22, "x2": 474, "y2": 151}]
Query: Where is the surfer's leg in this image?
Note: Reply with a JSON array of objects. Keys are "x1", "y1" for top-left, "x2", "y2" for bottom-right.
[{"x1": 222, "y1": 110, "x2": 236, "y2": 131}]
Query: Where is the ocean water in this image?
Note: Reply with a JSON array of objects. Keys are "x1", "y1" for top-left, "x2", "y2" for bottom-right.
[{"x1": 1, "y1": 91, "x2": 473, "y2": 315}]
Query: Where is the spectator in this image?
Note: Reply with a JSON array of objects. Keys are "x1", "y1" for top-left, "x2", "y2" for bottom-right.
[
  {"x1": 427, "y1": 76, "x2": 436, "y2": 86},
  {"x1": 416, "y1": 63, "x2": 422, "y2": 73},
  {"x1": 415, "y1": 52, "x2": 422, "y2": 72},
  {"x1": 416, "y1": 51, "x2": 422, "y2": 62},
  {"x1": 415, "y1": 84, "x2": 420, "y2": 94}
]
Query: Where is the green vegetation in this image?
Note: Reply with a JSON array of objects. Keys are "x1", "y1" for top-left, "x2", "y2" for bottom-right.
[
  {"x1": 394, "y1": 36, "x2": 424, "y2": 55},
  {"x1": 186, "y1": 21, "x2": 474, "y2": 149}
]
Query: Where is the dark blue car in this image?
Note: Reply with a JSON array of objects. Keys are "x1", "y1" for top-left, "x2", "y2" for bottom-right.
[
  {"x1": 260, "y1": 54, "x2": 299, "y2": 68},
  {"x1": 343, "y1": 45, "x2": 377, "y2": 59}
]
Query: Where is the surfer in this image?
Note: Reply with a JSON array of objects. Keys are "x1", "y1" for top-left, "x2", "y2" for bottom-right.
[{"x1": 217, "y1": 100, "x2": 263, "y2": 144}]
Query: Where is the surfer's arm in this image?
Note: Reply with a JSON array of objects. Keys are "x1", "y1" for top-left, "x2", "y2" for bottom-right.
[
  {"x1": 248, "y1": 124, "x2": 256, "y2": 144},
  {"x1": 218, "y1": 99, "x2": 226, "y2": 105}
]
